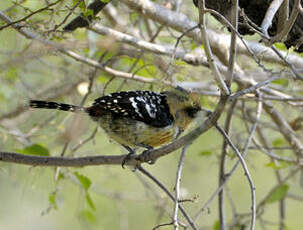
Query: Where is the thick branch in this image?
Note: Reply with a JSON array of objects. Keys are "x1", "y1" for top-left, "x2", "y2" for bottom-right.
[
  {"x1": 272, "y1": 0, "x2": 300, "y2": 42},
  {"x1": 261, "y1": 0, "x2": 284, "y2": 37},
  {"x1": 0, "y1": 151, "x2": 127, "y2": 167},
  {"x1": 120, "y1": 0, "x2": 303, "y2": 68},
  {"x1": 89, "y1": 24, "x2": 208, "y2": 66}
]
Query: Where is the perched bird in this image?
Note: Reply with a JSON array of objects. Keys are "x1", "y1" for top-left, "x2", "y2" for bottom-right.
[{"x1": 29, "y1": 89, "x2": 202, "y2": 166}]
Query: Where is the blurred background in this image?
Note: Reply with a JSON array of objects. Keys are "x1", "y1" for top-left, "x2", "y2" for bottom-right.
[{"x1": 1, "y1": 0, "x2": 303, "y2": 229}]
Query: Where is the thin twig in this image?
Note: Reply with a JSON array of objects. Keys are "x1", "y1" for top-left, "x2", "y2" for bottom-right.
[
  {"x1": 226, "y1": 0, "x2": 239, "y2": 87},
  {"x1": 152, "y1": 222, "x2": 173, "y2": 230},
  {"x1": 0, "y1": 0, "x2": 63, "y2": 31},
  {"x1": 71, "y1": 126, "x2": 98, "y2": 153},
  {"x1": 173, "y1": 144, "x2": 189, "y2": 230},
  {"x1": 218, "y1": 99, "x2": 238, "y2": 230},
  {"x1": 230, "y1": 74, "x2": 282, "y2": 101},
  {"x1": 193, "y1": 99, "x2": 262, "y2": 227},
  {"x1": 255, "y1": 128, "x2": 285, "y2": 230},
  {"x1": 197, "y1": 0, "x2": 230, "y2": 96},
  {"x1": 270, "y1": 45, "x2": 303, "y2": 80},
  {"x1": 0, "y1": 11, "x2": 173, "y2": 87},
  {"x1": 263, "y1": 100, "x2": 303, "y2": 158},
  {"x1": 256, "y1": 166, "x2": 301, "y2": 213},
  {"x1": 271, "y1": 0, "x2": 300, "y2": 43},
  {"x1": 137, "y1": 166, "x2": 198, "y2": 230},
  {"x1": 90, "y1": 24, "x2": 207, "y2": 66},
  {"x1": 0, "y1": 79, "x2": 83, "y2": 121},
  {"x1": 46, "y1": 0, "x2": 82, "y2": 33},
  {"x1": 215, "y1": 125, "x2": 256, "y2": 230}
]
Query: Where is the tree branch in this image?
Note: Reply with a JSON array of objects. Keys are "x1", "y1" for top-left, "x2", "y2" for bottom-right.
[
  {"x1": 261, "y1": 0, "x2": 284, "y2": 37},
  {"x1": 173, "y1": 145, "x2": 189, "y2": 230}
]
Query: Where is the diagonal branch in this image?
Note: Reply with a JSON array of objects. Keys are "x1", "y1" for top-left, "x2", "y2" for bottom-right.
[
  {"x1": 261, "y1": 0, "x2": 284, "y2": 37},
  {"x1": 271, "y1": 0, "x2": 301, "y2": 43},
  {"x1": 137, "y1": 166, "x2": 198, "y2": 230},
  {"x1": 0, "y1": 0, "x2": 63, "y2": 31},
  {"x1": 197, "y1": 0, "x2": 230, "y2": 96},
  {"x1": 263, "y1": 101, "x2": 303, "y2": 158}
]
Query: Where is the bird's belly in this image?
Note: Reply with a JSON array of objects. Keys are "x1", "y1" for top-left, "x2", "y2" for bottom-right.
[{"x1": 97, "y1": 115, "x2": 177, "y2": 148}]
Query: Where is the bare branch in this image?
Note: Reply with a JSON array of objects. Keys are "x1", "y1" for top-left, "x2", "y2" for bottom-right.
[
  {"x1": 272, "y1": 0, "x2": 301, "y2": 43},
  {"x1": 0, "y1": 0, "x2": 63, "y2": 31},
  {"x1": 173, "y1": 145, "x2": 189, "y2": 230},
  {"x1": 230, "y1": 74, "x2": 282, "y2": 100},
  {"x1": 226, "y1": 0, "x2": 239, "y2": 87},
  {"x1": 89, "y1": 24, "x2": 208, "y2": 66},
  {"x1": 263, "y1": 101, "x2": 303, "y2": 158},
  {"x1": 261, "y1": 0, "x2": 284, "y2": 37},
  {"x1": 218, "y1": 99, "x2": 238, "y2": 230},
  {"x1": 137, "y1": 166, "x2": 198, "y2": 230},
  {"x1": 256, "y1": 166, "x2": 301, "y2": 213},
  {"x1": 120, "y1": 0, "x2": 303, "y2": 68},
  {"x1": 197, "y1": 0, "x2": 230, "y2": 96},
  {"x1": 215, "y1": 125, "x2": 256, "y2": 230}
]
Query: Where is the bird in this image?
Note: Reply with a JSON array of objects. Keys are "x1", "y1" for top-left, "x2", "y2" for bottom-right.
[
  {"x1": 29, "y1": 89, "x2": 202, "y2": 167},
  {"x1": 63, "y1": 0, "x2": 111, "y2": 31}
]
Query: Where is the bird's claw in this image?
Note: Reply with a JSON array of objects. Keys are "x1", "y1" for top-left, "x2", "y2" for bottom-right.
[{"x1": 121, "y1": 152, "x2": 135, "y2": 169}]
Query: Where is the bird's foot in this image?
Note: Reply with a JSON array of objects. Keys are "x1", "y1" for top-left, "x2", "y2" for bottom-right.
[
  {"x1": 121, "y1": 145, "x2": 136, "y2": 169},
  {"x1": 138, "y1": 148, "x2": 156, "y2": 165}
]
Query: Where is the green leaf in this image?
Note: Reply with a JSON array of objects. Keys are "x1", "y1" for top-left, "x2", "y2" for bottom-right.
[
  {"x1": 80, "y1": 209, "x2": 96, "y2": 224},
  {"x1": 83, "y1": 9, "x2": 94, "y2": 18},
  {"x1": 230, "y1": 82, "x2": 238, "y2": 93},
  {"x1": 73, "y1": 0, "x2": 86, "y2": 12},
  {"x1": 48, "y1": 192, "x2": 58, "y2": 210},
  {"x1": 0, "y1": 92, "x2": 6, "y2": 102},
  {"x1": 74, "y1": 172, "x2": 92, "y2": 191},
  {"x1": 274, "y1": 42, "x2": 287, "y2": 51},
  {"x1": 272, "y1": 78, "x2": 288, "y2": 86},
  {"x1": 18, "y1": 144, "x2": 50, "y2": 156},
  {"x1": 56, "y1": 171, "x2": 65, "y2": 182},
  {"x1": 213, "y1": 220, "x2": 219, "y2": 230},
  {"x1": 6, "y1": 67, "x2": 18, "y2": 80},
  {"x1": 86, "y1": 192, "x2": 96, "y2": 211},
  {"x1": 200, "y1": 96, "x2": 211, "y2": 109},
  {"x1": 284, "y1": 223, "x2": 292, "y2": 230},
  {"x1": 265, "y1": 161, "x2": 291, "y2": 170},
  {"x1": 191, "y1": 43, "x2": 198, "y2": 50},
  {"x1": 272, "y1": 138, "x2": 286, "y2": 147},
  {"x1": 266, "y1": 184, "x2": 289, "y2": 203},
  {"x1": 97, "y1": 75, "x2": 111, "y2": 83},
  {"x1": 101, "y1": 0, "x2": 111, "y2": 3},
  {"x1": 199, "y1": 150, "x2": 212, "y2": 156},
  {"x1": 130, "y1": 12, "x2": 139, "y2": 22}
]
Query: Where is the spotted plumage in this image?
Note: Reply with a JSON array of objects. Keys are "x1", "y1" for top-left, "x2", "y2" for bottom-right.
[
  {"x1": 87, "y1": 91, "x2": 174, "y2": 128},
  {"x1": 29, "y1": 90, "x2": 201, "y2": 153}
]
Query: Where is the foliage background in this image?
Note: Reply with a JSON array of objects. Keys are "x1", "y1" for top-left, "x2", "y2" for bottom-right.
[{"x1": 1, "y1": 0, "x2": 303, "y2": 229}]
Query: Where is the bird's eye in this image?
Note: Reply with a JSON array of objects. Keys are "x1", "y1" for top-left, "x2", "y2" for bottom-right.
[{"x1": 184, "y1": 107, "x2": 200, "y2": 118}]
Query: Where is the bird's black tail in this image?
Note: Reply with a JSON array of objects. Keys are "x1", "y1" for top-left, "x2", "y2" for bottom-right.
[{"x1": 29, "y1": 100, "x2": 85, "y2": 113}]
